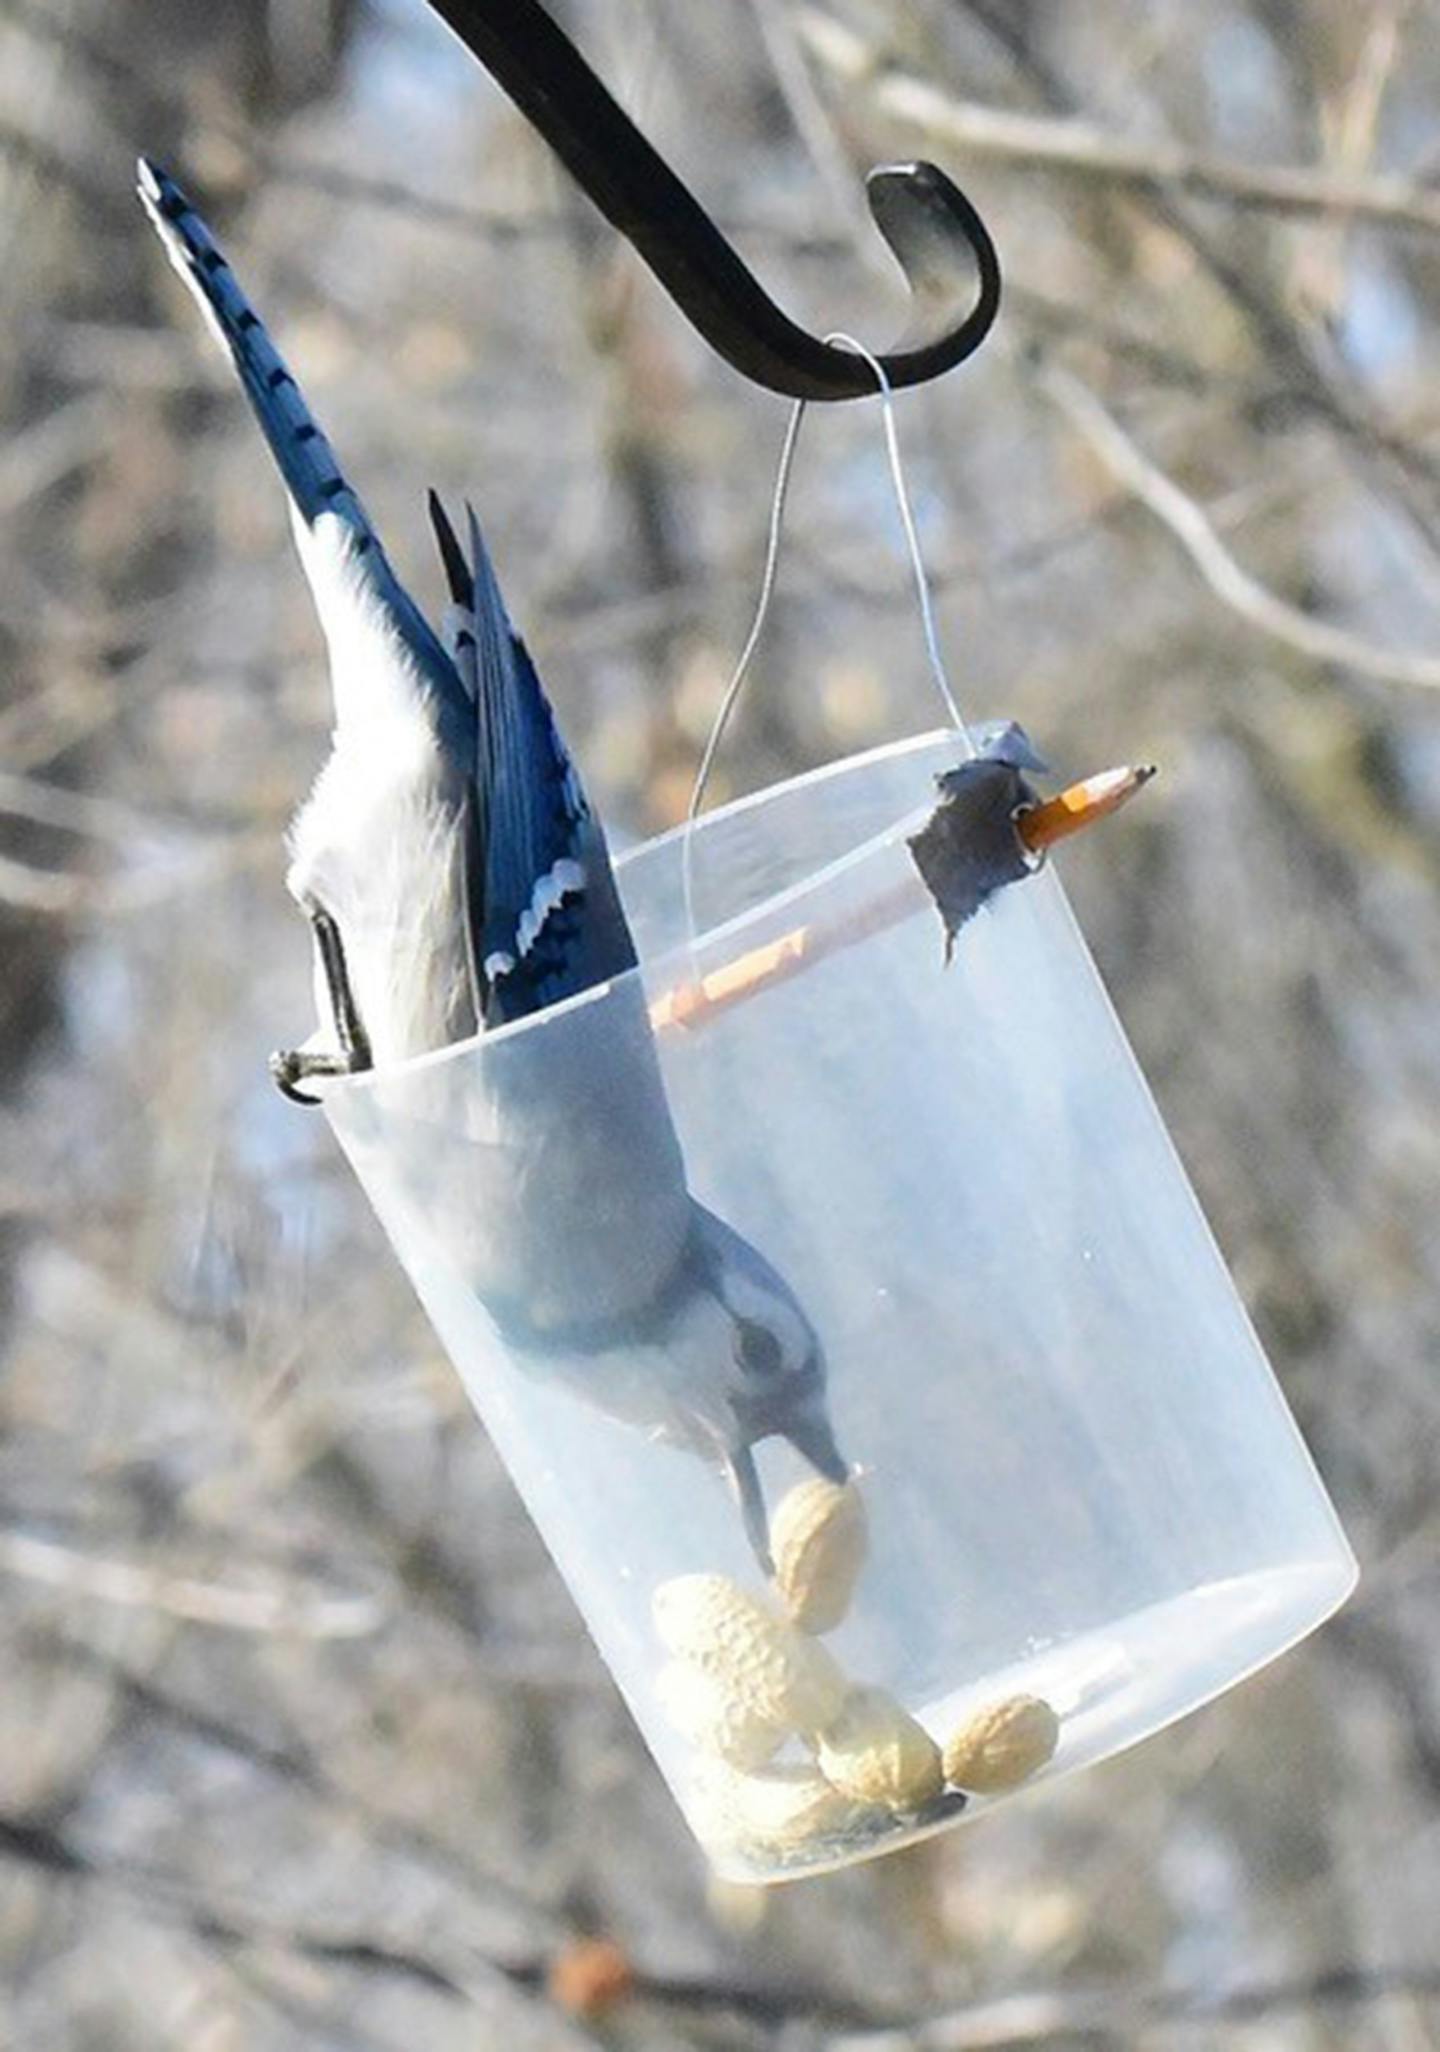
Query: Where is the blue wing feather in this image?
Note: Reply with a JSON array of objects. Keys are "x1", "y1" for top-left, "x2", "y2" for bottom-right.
[{"x1": 458, "y1": 504, "x2": 637, "y2": 1022}]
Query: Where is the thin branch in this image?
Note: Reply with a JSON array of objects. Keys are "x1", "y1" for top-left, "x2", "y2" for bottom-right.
[
  {"x1": 0, "y1": 1796, "x2": 879, "y2": 2034},
  {"x1": 797, "y1": 9, "x2": 1440, "y2": 238},
  {"x1": 747, "y1": 0, "x2": 877, "y2": 262},
  {"x1": 810, "y1": 0, "x2": 1440, "y2": 565},
  {"x1": 0, "y1": 852, "x2": 97, "y2": 915},
  {"x1": 0, "y1": 767, "x2": 187, "y2": 845},
  {"x1": 0, "y1": 836, "x2": 257, "y2": 918},
  {"x1": 1038, "y1": 363, "x2": 1440, "y2": 692},
  {"x1": 0, "y1": 112, "x2": 130, "y2": 222},
  {"x1": 829, "y1": 1967, "x2": 1440, "y2": 2049},
  {"x1": 0, "y1": 393, "x2": 111, "y2": 519},
  {"x1": 0, "y1": 1529, "x2": 387, "y2": 1638}
]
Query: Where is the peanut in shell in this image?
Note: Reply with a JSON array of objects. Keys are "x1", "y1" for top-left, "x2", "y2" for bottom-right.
[
  {"x1": 654, "y1": 1661, "x2": 786, "y2": 1771},
  {"x1": 942, "y1": 1693, "x2": 1059, "y2": 1793},
  {"x1": 815, "y1": 1684, "x2": 944, "y2": 1811},
  {"x1": 693, "y1": 1760, "x2": 882, "y2": 1854},
  {"x1": 771, "y1": 1476, "x2": 867, "y2": 1633},
  {"x1": 651, "y1": 1573, "x2": 848, "y2": 1734}
]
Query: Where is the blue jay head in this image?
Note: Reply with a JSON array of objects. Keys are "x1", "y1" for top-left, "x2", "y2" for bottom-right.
[{"x1": 685, "y1": 1206, "x2": 846, "y2": 1568}]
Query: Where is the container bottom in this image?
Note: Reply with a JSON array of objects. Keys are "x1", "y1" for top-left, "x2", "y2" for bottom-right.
[{"x1": 704, "y1": 1557, "x2": 1354, "y2": 1883}]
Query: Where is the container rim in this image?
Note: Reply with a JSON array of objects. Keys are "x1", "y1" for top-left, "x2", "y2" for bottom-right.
[
  {"x1": 313, "y1": 727, "x2": 955, "y2": 1094},
  {"x1": 615, "y1": 725, "x2": 947, "y2": 871}
]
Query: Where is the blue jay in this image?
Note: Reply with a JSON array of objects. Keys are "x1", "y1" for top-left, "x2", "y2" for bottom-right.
[{"x1": 138, "y1": 158, "x2": 846, "y2": 1568}]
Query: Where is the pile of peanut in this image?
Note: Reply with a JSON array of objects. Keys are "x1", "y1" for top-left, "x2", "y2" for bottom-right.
[{"x1": 652, "y1": 1478, "x2": 1059, "y2": 1865}]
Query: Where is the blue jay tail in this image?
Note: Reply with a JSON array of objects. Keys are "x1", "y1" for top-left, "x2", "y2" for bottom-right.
[{"x1": 138, "y1": 158, "x2": 376, "y2": 542}]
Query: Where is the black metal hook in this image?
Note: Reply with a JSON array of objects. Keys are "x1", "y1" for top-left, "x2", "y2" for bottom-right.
[{"x1": 423, "y1": 0, "x2": 1001, "y2": 400}]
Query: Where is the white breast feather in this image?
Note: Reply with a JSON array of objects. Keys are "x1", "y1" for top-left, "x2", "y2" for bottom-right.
[{"x1": 284, "y1": 509, "x2": 476, "y2": 1064}]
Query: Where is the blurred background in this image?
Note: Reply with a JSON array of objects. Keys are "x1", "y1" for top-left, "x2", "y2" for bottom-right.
[{"x1": 2, "y1": 0, "x2": 1439, "y2": 2045}]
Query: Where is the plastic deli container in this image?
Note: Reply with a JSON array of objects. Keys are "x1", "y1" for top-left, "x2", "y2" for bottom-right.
[{"x1": 318, "y1": 731, "x2": 1356, "y2": 1881}]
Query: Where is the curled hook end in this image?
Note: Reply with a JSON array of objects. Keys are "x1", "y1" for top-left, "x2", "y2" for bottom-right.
[
  {"x1": 862, "y1": 161, "x2": 1002, "y2": 382},
  {"x1": 424, "y1": 0, "x2": 1002, "y2": 401}
]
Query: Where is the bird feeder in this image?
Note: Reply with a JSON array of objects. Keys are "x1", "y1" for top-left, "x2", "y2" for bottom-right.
[{"x1": 317, "y1": 730, "x2": 1355, "y2": 1882}]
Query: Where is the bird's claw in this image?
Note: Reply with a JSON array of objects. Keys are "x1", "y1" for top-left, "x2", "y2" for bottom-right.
[
  {"x1": 269, "y1": 1046, "x2": 370, "y2": 1105},
  {"x1": 271, "y1": 903, "x2": 376, "y2": 1105}
]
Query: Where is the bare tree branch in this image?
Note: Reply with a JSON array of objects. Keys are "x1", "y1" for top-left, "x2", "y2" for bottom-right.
[
  {"x1": 808, "y1": 0, "x2": 1440, "y2": 567},
  {"x1": 798, "y1": 9, "x2": 1440, "y2": 238},
  {"x1": 827, "y1": 1966, "x2": 1440, "y2": 2049},
  {"x1": 0, "y1": 836, "x2": 257, "y2": 917},
  {"x1": 0, "y1": 1529, "x2": 388, "y2": 1637},
  {"x1": 1038, "y1": 363, "x2": 1440, "y2": 691},
  {"x1": 0, "y1": 767, "x2": 188, "y2": 844}
]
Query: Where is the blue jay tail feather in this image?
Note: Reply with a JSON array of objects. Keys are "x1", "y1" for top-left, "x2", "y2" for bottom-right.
[
  {"x1": 138, "y1": 158, "x2": 471, "y2": 738},
  {"x1": 138, "y1": 158, "x2": 373, "y2": 540}
]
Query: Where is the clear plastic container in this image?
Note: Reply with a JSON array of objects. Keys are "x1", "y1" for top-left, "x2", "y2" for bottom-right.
[{"x1": 318, "y1": 731, "x2": 1356, "y2": 1881}]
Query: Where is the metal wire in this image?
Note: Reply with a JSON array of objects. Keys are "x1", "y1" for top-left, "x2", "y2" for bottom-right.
[{"x1": 683, "y1": 341, "x2": 972, "y2": 950}]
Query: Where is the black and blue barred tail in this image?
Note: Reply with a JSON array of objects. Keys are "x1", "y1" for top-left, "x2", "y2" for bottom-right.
[{"x1": 137, "y1": 157, "x2": 375, "y2": 545}]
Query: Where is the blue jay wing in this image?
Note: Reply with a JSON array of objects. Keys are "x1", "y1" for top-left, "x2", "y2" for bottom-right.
[
  {"x1": 459, "y1": 506, "x2": 638, "y2": 1021},
  {"x1": 137, "y1": 158, "x2": 466, "y2": 724}
]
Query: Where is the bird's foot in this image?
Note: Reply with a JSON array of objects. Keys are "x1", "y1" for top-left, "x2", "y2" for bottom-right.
[
  {"x1": 268, "y1": 1045, "x2": 371, "y2": 1107},
  {"x1": 275, "y1": 901, "x2": 375, "y2": 1104}
]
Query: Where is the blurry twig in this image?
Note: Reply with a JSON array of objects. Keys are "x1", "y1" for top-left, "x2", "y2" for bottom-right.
[
  {"x1": 0, "y1": 837, "x2": 257, "y2": 918},
  {"x1": 1297, "y1": 8, "x2": 1411, "y2": 321},
  {"x1": 0, "y1": 393, "x2": 110, "y2": 517},
  {"x1": 797, "y1": 9, "x2": 1440, "y2": 238},
  {"x1": 0, "y1": 853, "x2": 100, "y2": 915},
  {"x1": 829, "y1": 1967, "x2": 1440, "y2": 2048},
  {"x1": 0, "y1": 768, "x2": 186, "y2": 845},
  {"x1": 242, "y1": 151, "x2": 574, "y2": 245},
  {"x1": 1038, "y1": 364, "x2": 1440, "y2": 692},
  {"x1": 5, "y1": 0, "x2": 845, "y2": 259},
  {"x1": 0, "y1": 1529, "x2": 386, "y2": 1637},
  {"x1": 747, "y1": 0, "x2": 875, "y2": 260},
  {"x1": 6, "y1": 1782, "x2": 1437, "y2": 2052},
  {"x1": 0, "y1": 759, "x2": 262, "y2": 911},
  {"x1": 826, "y1": 0, "x2": 1440, "y2": 565},
  {"x1": 0, "y1": 112, "x2": 128, "y2": 220}
]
